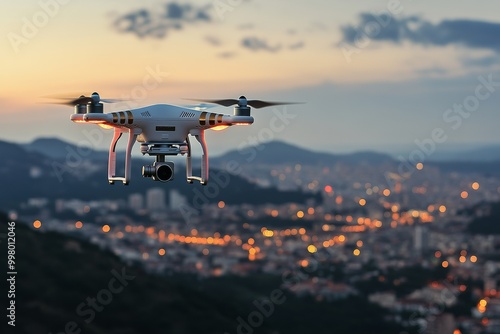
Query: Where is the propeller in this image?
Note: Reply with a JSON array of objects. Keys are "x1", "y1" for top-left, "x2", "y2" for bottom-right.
[
  {"x1": 42, "y1": 92, "x2": 125, "y2": 106},
  {"x1": 186, "y1": 96, "x2": 302, "y2": 109}
]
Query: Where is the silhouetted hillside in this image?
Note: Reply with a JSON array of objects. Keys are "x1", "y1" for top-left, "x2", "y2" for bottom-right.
[
  {"x1": 212, "y1": 140, "x2": 395, "y2": 166},
  {"x1": 427, "y1": 161, "x2": 500, "y2": 178},
  {"x1": 0, "y1": 139, "x2": 321, "y2": 209},
  {"x1": 23, "y1": 137, "x2": 109, "y2": 160},
  {"x1": 1, "y1": 213, "x2": 403, "y2": 334},
  {"x1": 467, "y1": 201, "x2": 500, "y2": 234}
]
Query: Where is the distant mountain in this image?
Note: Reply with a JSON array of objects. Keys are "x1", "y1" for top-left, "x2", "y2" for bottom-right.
[
  {"x1": 426, "y1": 160, "x2": 500, "y2": 178},
  {"x1": 212, "y1": 140, "x2": 395, "y2": 166},
  {"x1": 0, "y1": 139, "x2": 321, "y2": 209},
  {"x1": 23, "y1": 137, "x2": 109, "y2": 160},
  {"x1": 426, "y1": 144, "x2": 500, "y2": 162}
]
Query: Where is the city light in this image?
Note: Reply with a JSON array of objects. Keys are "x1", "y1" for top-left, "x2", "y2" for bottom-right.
[
  {"x1": 262, "y1": 230, "x2": 274, "y2": 237},
  {"x1": 307, "y1": 245, "x2": 317, "y2": 253},
  {"x1": 13, "y1": 129, "x2": 499, "y2": 334},
  {"x1": 335, "y1": 196, "x2": 343, "y2": 204}
]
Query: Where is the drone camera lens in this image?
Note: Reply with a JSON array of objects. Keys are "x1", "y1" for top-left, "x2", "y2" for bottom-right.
[{"x1": 156, "y1": 164, "x2": 173, "y2": 182}]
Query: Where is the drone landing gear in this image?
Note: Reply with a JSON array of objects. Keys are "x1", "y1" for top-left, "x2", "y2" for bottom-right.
[
  {"x1": 108, "y1": 127, "x2": 138, "y2": 185},
  {"x1": 186, "y1": 129, "x2": 208, "y2": 185}
]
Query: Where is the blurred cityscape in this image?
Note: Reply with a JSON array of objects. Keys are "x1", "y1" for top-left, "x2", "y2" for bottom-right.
[{"x1": 4, "y1": 138, "x2": 500, "y2": 334}]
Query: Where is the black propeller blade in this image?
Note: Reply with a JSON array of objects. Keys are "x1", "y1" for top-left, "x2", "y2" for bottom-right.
[
  {"x1": 187, "y1": 98, "x2": 240, "y2": 107},
  {"x1": 245, "y1": 100, "x2": 300, "y2": 109},
  {"x1": 42, "y1": 92, "x2": 125, "y2": 106}
]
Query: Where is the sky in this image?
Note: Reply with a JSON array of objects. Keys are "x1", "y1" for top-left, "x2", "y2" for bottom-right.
[{"x1": 1, "y1": 0, "x2": 500, "y2": 156}]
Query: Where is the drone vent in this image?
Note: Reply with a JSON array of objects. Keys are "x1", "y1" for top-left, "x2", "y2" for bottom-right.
[
  {"x1": 141, "y1": 111, "x2": 152, "y2": 117},
  {"x1": 180, "y1": 111, "x2": 196, "y2": 118}
]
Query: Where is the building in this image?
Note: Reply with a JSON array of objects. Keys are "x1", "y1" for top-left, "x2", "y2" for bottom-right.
[
  {"x1": 414, "y1": 225, "x2": 429, "y2": 255},
  {"x1": 425, "y1": 313, "x2": 455, "y2": 334},
  {"x1": 129, "y1": 193, "x2": 144, "y2": 211},
  {"x1": 169, "y1": 189, "x2": 188, "y2": 210},
  {"x1": 146, "y1": 188, "x2": 166, "y2": 211}
]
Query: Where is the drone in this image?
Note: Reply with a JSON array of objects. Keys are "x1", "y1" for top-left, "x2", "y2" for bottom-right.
[{"x1": 50, "y1": 92, "x2": 297, "y2": 185}]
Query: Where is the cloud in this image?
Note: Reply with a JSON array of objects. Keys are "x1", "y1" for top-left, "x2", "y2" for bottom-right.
[
  {"x1": 113, "y1": 2, "x2": 212, "y2": 39},
  {"x1": 415, "y1": 66, "x2": 448, "y2": 76},
  {"x1": 205, "y1": 35, "x2": 222, "y2": 47},
  {"x1": 462, "y1": 55, "x2": 500, "y2": 68},
  {"x1": 341, "y1": 13, "x2": 500, "y2": 52},
  {"x1": 289, "y1": 41, "x2": 305, "y2": 50},
  {"x1": 237, "y1": 23, "x2": 254, "y2": 30},
  {"x1": 241, "y1": 37, "x2": 281, "y2": 52},
  {"x1": 217, "y1": 51, "x2": 237, "y2": 58}
]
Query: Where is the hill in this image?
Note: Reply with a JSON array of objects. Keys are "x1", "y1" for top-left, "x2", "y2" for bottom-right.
[
  {"x1": 0, "y1": 139, "x2": 321, "y2": 210},
  {"x1": 1, "y1": 212, "x2": 402, "y2": 334},
  {"x1": 23, "y1": 137, "x2": 109, "y2": 161},
  {"x1": 467, "y1": 201, "x2": 500, "y2": 234},
  {"x1": 212, "y1": 140, "x2": 395, "y2": 166},
  {"x1": 427, "y1": 160, "x2": 500, "y2": 178}
]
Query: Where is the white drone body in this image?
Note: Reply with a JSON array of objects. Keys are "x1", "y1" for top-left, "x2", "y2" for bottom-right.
[{"x1": 61, "y1": 92, "x2": 292, "y2": 185}]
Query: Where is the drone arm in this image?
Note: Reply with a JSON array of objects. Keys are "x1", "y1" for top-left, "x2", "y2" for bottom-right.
[{"x1": 71, "y1": 113, "x2": 112, "y2": 124}]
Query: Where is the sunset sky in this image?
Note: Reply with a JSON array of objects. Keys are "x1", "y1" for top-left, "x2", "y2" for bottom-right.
[{"x1": 1, "y1": 0, "x2": 500, "y2": 155}]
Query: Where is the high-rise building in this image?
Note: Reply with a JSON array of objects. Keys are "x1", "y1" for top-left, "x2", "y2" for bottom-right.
[
  {"x1": 425, "y1": 313, "x2": 454, "y2": 334},
  {"x1": 414, "y1": 225, "x2": 429, "y2": 254},
  {"x1": 128, "y1": 193, "x2": 144, "y2": 211},
  {"x1": 146, "y1": 188, "x2": 166, "y2": 211},
  {"x1": 169, "y1": 189, "x2": 188, "y2": 210}
]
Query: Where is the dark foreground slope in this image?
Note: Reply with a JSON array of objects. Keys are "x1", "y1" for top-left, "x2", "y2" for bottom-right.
[
  {"x1": 467, "y1": 201, "x2": 500, "y2": 234},
  {"x1": 1, "y1": 213, "x2": 402, "y2": 334}
]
